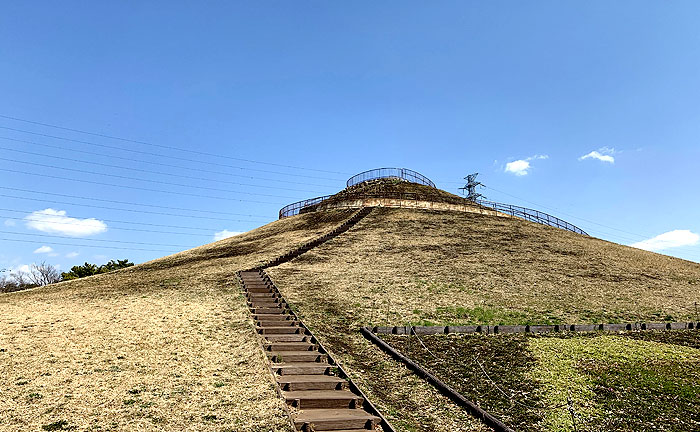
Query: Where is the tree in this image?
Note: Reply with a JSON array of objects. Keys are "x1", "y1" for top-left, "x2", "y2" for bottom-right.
[
  {"x1": 61, "y1": 259, "x2": 134, "y2": 280},
  {"x1": 27, "y1": 261, "x2": 62, "y2": 286}
]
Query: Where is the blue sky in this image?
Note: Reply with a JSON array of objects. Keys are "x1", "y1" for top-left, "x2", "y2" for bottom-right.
[{"x1": 1, "y1": 1, "x2": 700, "y2": 276}]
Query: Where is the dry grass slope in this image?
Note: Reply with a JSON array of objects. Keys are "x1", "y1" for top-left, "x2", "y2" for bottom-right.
[
  {"x1": 0, "y1": 209, "x2": 356, "y2": 432},
  {"x1": 268, "y1": 206, "x2": 700, "y2": 431}
]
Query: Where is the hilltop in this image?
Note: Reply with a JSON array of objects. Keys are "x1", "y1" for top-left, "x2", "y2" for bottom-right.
[{"x1": 1, "y1": 177, "x2": 699, "y2": 431}]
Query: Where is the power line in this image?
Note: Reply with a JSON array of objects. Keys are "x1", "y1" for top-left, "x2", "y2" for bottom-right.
[
  {"x1": 0, "y1": 186, "x2": 269, "y2": 219},
  {"x1": 0, "y1": 230, "x2": 193, "y2": 248},
  {"x1": 0, "y1": 156, "x2": 302, "y2": 200},
  {"x1": 0, "y1": 191, "x2": 274, "y2": 223},
  {"x1": 0, "y1": 125, "x2": 345, "y2": 181},
  {"x1": 0, "y1": 237, "x2": 177, "y2": 253},
  {"x1": 0, "y1": 208, "x2": 253, "y2": 235},
  {"x1": 0, "y1": 167, "x2": 282, "y2": 204},
  {"x1": 0, "y1": 113, "x2": 351, "y2": 175},
  {"x1": 0, "y1": 215, "x2": 210, "y2": 237},
  {"x1": 0, "y1": 141, "x2": 336, "y2": 194}
]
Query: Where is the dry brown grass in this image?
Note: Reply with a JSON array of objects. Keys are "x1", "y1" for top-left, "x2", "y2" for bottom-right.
[
  {"x1": 270, "y1": 207, "x2": 700, "y2": 327},
  {"x1": 4, "y1": 202, "x2": 699, "y2": 432},
  {"x1": 0, "y1": 209, "x2": 356, "y2": 432},
  {"x1": 267, "y1": 207, "x2": 700, "y2": 431}
]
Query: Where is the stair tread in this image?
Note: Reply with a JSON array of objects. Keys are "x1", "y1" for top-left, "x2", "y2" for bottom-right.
[
  {"x1": 294, "y1": 408, "x2": 379, "y2": 421},
  {"x1": 277, "y1": 375, "x2": 344, "y2": 384},
  {"x1": 283, "y1": 390, "x2": 361, "y2": 400},
  {"x1": 273, "y1": 362, "x2": 330, "y2": 367}
]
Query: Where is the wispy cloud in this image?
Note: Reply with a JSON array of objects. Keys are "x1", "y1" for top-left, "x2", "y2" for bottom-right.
[
  {"x1": 504, "y1": 154, "x2": 548, "y2": 176},
  {"x1": 213, "y1": 230, "x2": 243, "y2": 241},
  {"x1": 33, "y1": 245, "x2": 54, "y2": 254},
  {"x1": 4, "y1": 219, "x2": 16, "y2": 227},
  {"x1": 66, "y1": 252, "x2": 79, "y2": 258},
  {"x1": 25, "y1": 209, "x2": 107, "y2": 237},
  {"x1": 631, "y1": 230, "x2": 699, "y2": 252},
  {"x1": 579, "y1": 146, "x2": 616, "y2": 164}
]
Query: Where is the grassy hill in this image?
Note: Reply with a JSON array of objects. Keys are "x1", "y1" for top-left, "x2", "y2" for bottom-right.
[
  {"x1": 2, "y1": 192, "x2": 699, "y2": 431},
  {"x1": 267, "y1": 207, "x2": 700, "y2": 431},
  {"x1": 0, "y1": 210, "x2": 356, "y2": 432}
]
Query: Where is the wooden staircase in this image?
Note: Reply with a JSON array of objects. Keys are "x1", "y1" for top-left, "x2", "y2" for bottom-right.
[{"x1": 240, "y1": 269, "x2": 389, "y2": 431}]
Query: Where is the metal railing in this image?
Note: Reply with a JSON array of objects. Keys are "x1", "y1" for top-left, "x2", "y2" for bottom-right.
[
  {"x1": 346, "y1": 168, "x2": 436, "y2": 189},
  {"x1": 278, "y1": 195, "x2": 333, "y2": 219},
  {"x1": 279, "y1": 193, "x2": 587, "y2": 235},
  {"x1": 476, "y1": 200, "x2": 588, "y2": 235}
]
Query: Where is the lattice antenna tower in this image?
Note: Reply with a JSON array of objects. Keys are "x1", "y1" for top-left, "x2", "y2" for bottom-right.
[{"x1": 459, "y1": 173, "x2": 485, "y2": 202}]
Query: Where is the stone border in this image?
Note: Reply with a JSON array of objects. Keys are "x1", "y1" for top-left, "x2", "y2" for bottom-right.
[{"x1": 372, "y1": 321, "x2": 698, "y2": 335}]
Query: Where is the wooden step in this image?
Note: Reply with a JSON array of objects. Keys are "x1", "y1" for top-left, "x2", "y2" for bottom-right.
[
  {"x1": 277, "y1": 375, "x2": 346, "y2": 391},
  {"x1": 256, "y1": 319, "x2": 300, "y2": 327},
  {"x1": 249, "y1": 301, "x2": 285, "y2": 308},
  {"x1": 283, "y1": 390, "x2": 363, "y2": 409},
  {"x1": 247, "y1": 291, "x2": 278, "y2": 297},
  {"x1": 271, "y1": 362, "x2": 331, "y2": 375},
  {"x1": 251, "y1": 307, "x2": 286, "y2": 314},
  {"x1": 258, "y1": 326, "x2": 305, "y2": 334},
  {"x1": 293, "y1": 409, "x2": 379, "y2": 431},
  {"x1": 264, "y1": 334, "x2": 311, "y2": 342},
  {"x1": 268, "y1": 351, "x2": 327, "y2": 363},
  {"x1": 246, "y1": 287, "x2": 274, "y2": 293},
  {"x1": 265, "y1": 342, "x2": 316, "y2": 351}
]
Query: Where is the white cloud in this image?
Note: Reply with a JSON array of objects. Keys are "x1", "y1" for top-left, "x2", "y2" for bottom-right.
[
  {"x1": 66, "y1": 252, "x2": 79, "y2": 258},
  {"x1": 33, "y1": 245, "x2": 54, "y2": 254},
  {"x1": 25, "y1": 209, "x2": 107, "y2": 237},
  {"x1": 504, "y1": 154, "x2": 549, "y2": 176},
  {"x1": 4, "y1": 219, "x2": 16, "y2": 226},
  {"x1": 631, "y1": 230, "x2": 700, "y2": 252},
  {"x1": 579, "y1": 146, "x2": 616, "y2": 163},
  {"x1": 214, "y1": 230, "x2": 243, "y2": 241},
  {"x1": 505, "y1": 160, "x2": 531, "y2": 176}
]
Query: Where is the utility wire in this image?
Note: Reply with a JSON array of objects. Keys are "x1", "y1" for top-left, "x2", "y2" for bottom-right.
[
  {"x1": 0, "y1": 237, "x2": 177, "y2": 253},
  {"x1": 0, "y1": 208, "x2": 251, "y2": 234},
  {"x1": 0, "y1": 135, "x2": 337, "y2": 189},
  {"x1": 0, "y1": 215, "x2": 211, "y2": 237},
  {"x1": 0, "y1": 167, "x2": 281, "y2": 204},
  {"x1": 0, "y1": 192, "x2": 273, "y2": 223},
  {"x1": 0, "y1": 113, "x2": 351, "y2": 175},
  {"x1": 0, "y1": 125, "x2": 345, "y2": 181},
  {"x1": 0, "y1": 156, "x2": 302, "y2": 200},
  {"x1": 0, "y1": 142, "x2": 336, "y2": 194},
  {"x1": 0, "y1": 230, "x2": 193, "y2": 248},
  {"x1": 0, "y1": 186, "x2": 269, "y2": 218}
]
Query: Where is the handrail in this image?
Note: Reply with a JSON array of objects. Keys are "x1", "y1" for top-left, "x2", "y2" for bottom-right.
[
  {"x1": 346, "y1": 168, "x2": 436, "y2": 189},
  {"x1": 476, "y1": 200, "x2": 588, "y2": 235},
  {"x1": 278, "y1": 195, "x2": 333, "y2": 219}
]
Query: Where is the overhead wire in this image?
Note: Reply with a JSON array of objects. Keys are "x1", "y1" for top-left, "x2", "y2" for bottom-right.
[
  {"x1": 0, "y1": 125, "x2": 345, "y2": 181},
  {"x1": 0, "y1": 142, "x2": 337, "y2": 194},
  {"x1": 0, "y1": 136, "x2": 339, "y2": 189},
  {"x1": 0, "y1": 156, "x2": 304, "y2": 200},
  {"x1": 0, "y1": 208, "x2": 260, "y2": 235},
  {"x1": 0, "y1": 167, "x2": 282, "y2": 204},
  {"x1": 0, "y1": 191, "x2": 273, "y2": 223},
  {"x1": 0, "y1": 186, "x2": 269, "y2": 219},
  {"x1": 0, "y1": 237, "x2": 177, "y2": 253},
  {"x1": 0, "y1": 230, "x2": 193, "y2": 248},
  {"x1": 0, "y1": 113, "x2": 352, "y2": 175}
]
